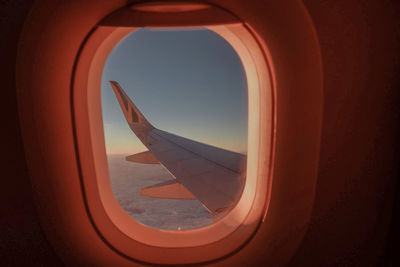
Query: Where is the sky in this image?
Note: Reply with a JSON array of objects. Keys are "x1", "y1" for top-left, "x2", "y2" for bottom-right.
[{"x1": 101, "y1": 27, "x2": 248, "y2": 155}]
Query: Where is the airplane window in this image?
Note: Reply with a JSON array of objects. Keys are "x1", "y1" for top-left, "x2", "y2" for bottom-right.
[{"x1": 101, "y1": 27, "x2": 248, "y2": 230}]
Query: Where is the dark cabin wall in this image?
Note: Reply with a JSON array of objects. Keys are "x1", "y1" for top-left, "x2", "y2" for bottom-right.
[
  {"x1": 0, "y1": 0, "x2": 63, "y2": 265},
  {"x1": 291, "y1": 0, "x2": 400, "y2": 266}
]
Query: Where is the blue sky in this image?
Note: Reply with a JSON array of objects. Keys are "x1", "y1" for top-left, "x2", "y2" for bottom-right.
[{"x1": 101, "y1": 27, "x2": 248, "y2": 155}]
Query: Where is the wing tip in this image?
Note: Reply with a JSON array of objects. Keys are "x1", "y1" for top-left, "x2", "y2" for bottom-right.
[{"x1": 109, "y1": 80, "x2": 118, "y2": 89}]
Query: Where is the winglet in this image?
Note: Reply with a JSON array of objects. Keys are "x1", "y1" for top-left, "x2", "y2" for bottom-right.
[
  {"x1": 109, "y1": 81, "x2": 153, "y2": 127},
  {"x1": 110, "y1": 81, "x2": 154, "y2": 143}
]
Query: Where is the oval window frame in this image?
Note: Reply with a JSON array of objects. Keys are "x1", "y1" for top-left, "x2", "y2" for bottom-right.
[{"x1": 72, "y1": 4, "x2": 273, "y2": 265}]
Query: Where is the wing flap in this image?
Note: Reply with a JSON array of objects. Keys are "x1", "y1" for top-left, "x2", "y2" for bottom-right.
[
  {"x1": 126, "y1": 151, "x2": 159, "y2": 164},
  {"x1": 140, "y1": 180, "x2": 196, "y2": 200}
]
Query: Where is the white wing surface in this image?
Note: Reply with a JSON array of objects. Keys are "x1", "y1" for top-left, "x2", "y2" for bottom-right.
[{"x1": 109, "y1": 81, "x2": 246, "y2": 213}]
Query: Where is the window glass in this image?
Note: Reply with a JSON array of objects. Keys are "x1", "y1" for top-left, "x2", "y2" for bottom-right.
[{"x1": 101, "y1": 27, "x2": 248, "y2": 230}]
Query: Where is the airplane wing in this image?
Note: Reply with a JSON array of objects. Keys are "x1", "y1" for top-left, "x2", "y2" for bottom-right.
[{"x1": 109, "y1": 81, "x2": 246, "y2": 213}]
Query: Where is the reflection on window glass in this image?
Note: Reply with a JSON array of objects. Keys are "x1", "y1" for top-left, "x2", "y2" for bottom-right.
[{"x1": 101, "y1": 27, "x2": 248, "y2": 230}]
